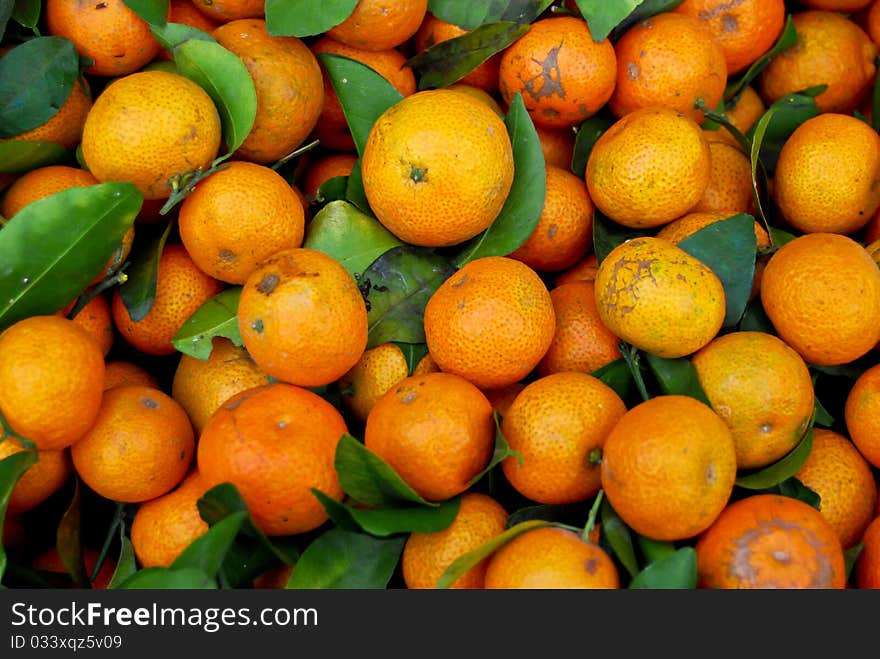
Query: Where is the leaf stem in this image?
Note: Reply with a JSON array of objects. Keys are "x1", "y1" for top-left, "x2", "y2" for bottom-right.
[
  {"x1": 620, "y1": 342, "x2": 650, "y2": 402},
  {"x1": 91, "y1": 502, "x2": 126, "y2": 584},
  {"x1": 160, "y1": 158, "x2": 231, "y2": 216},
  {"x1": 583, "y1": 490, "x2": 604, "y2": 543},
  {"x1": 270, "y1": 139, "x2": 321, "y2": 172},
  {"x1": 66, "y1": 269, "x2": 128, "y2": 320}
]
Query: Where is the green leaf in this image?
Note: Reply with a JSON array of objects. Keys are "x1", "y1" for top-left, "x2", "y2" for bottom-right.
[
  {"x1": 118, "y1": 219, "x2": 173, "y2": 323},
  {"x1": 394, "y1": 342, "x2": 430, "y2": 376},
  {"x1": 593, "y1": 210, "x2": 650, "y2": 265},
  {"x1": 314, "y1": 175, "x2": 349, "y2": 204},
  {"x1": 600, "y1": 497, "x2": 639, "y2": 579},
  {"x1": 172, "y1": 287, "x2": 243, "y2": 360},
  {"x1": 738, "y1": 295, "x2": 776, "y2": 335},
  {"x1": 754, "y1": 476, "x2": 821, "y2": 510},
  {"x1": 55, "y1": 478, "x2": 87, "y2": 589},
  {"x1": 11, "y1": 0, "x2": 40, "y2": 28},
  {"x1": 334, "y1": 433, "x2": 437, "y2": 508},
  {"x1": 286, "y1": 528, "x2": 405, "y2": 589},
  {"x1": 845, "y1": 543, "x2": 864, "y2": 581},
  {"x1": 576, "y1": 0, "x2": 641, "y2": 42},
  {"x1": 171, "y1": 511, "x2": 247, "y2": 578},
  {"x1": 609, "y1": 0, "x2": 685, "y2": 40},
  {"x1": 571, "y1": 115, "x2": 614, "y2": 178},
  {"x1": 725, "y1": 15, "x2": 797, "y2": 103},
  {"x1": 0, "y1": 140, "x2": 68, "y2": 174},
  {"x1": 736, "y1": 429, "x2": 815, "y2": 490},
  {"x1": 174, "y1": 39, "x2": 257, "y2": 155},
  {"x1": 629, "y1": 547, "x2": 697, "y2": 589},
  {"x1": 408, "y1": 21, "x2": 529, "y2": 91},
  {"x1": 303, "y1": 200, "x2": 403, "y2": 278},
  {"x1": 345, "y1": 160, "x2": 371, "y2": 212},
  {"x1": 0, "y1": 447, "x2": 37, "y2": 584},
  {"x1": 0, "y1": 36, "x2": 80, "y2": 138},
  {"x1": 360, "y1": 245, "x2": 456, "y2": 349},
  {"x1": 0, "y1": 182, "x2": 141, "y2": 331},
  {"x1": 591, "y1": 358, "x2": 636, "y2": 403},
  {"x1": 312, "y1": 489, "x2": 460, "y2": 537},
  {"x1": 123, "y1": 0, "x2": 168, "y2": 25},
  {"x1": 0, "y1": 0, "x2": 13, "y2": 42},
  {"x1": 107, "y1": 535, "x2": 138, "y2": 589},
  {"x1": 265, "y1": 0, "x2": 358, "y2": 37},
  {"x1": 318, "y1": 53, "x2": 404, "y2": 156},
  {"x1": 116, "y1": 567, "x2": 216, "y2": 589},
  {"x1": 768, "y1": 227, "x2": 796, "y2": 251},
  {"x1": 748, "y1": 87, "x2": 823, "y2": 176},
  {"x1": 644, "y1": 354, "x2": 711, "y2": 405},
  {"x1": 151, "y1": 21, "x2": 216, "y2": 52},
  {"x1": 427, "y1": 0, "x2": 552, "y2": 30},
  {"x1": 813, "y1": 395, "x2": 834, "y2": 428},
  {"x1": 467, "y1": 410, "x2": 521, "y2": 487},
  {"x1": 636, "y1": 536, "x2": 677, "y2": 564},
  {"x1": 453, "y1": 93, "x2": 546, "y2": 266}
]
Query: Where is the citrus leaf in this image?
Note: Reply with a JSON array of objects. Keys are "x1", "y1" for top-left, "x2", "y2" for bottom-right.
[
  {"x1": 172, "y1": 287, "x2": 243, "y2": 360},
  {"x1": 312, "y1": 489, "x2": 460, "y2": 537},
  {"x1": 609, "y1": 0, "x2": 685, "y2": 40},
  {"x1": 345, "y1": 159, "x2": 371, "y2": 212},
  {"x1": 286, "y1": 528, "x2": 405, "y2": 589},
  {"x1": 571, "y1": 115, "x2": 613, "y2": 178},
  {"x1": 748, "y1": 87, "x2": 823, "y2": 176},
  {"x1": 427, "y1": 0, "x2": 552, "y2": 30},
  {"x1": 174, "y1": 38, "x2": 257, "y2": 155},
  {"x1": 0, "y1": 0, "x2": 13, "y2": 41},
  {"x1": 265, "y1": 0, "x2": 358, "y2": 37},
  {"x1": 753, "y1": 476, "x2": 820, "y2": 510},
  {"x1": 593, "y1": 210, "x2": 650, "y2": 265},
  {"x1": 636, "y1": 536, "x2": 677, "y2": 564},
  {"x1": 0, "y1": 36, "x2": 79, "y2": 138},
  {"x1": 107, "y1": 534, "x2": 138, "y2": 589},
  {"x1": 467, "y1": 411, "x2": 521, "y2": 487},
  {"x1": 736, "y1": 429, "x2": 815, "y2": 490},
  {"x1": 11, "y1": 0, "x2": 39, "y2": 29},
  {"x1": 303, "y1": 200, "x2": 403, "y2": 278},
  {"x1": 591, "y1": 358, "x2": 636, "y2": 403},
  {"x1": 576, "y1": 0, "x2": 642, "y2": 42},
  {"x1": 738, "y1": 295, "x2": 776, "y2": 335},
  {"x1": 629, "y1": 547, "x2": 697, "y2": 589},
  {"x1": 845, "y1": 543, "x2": 864, "y2": 581},
  {"x1": 408, "y1": 21, "x2": 529, "y2": 91},
  {"x1": 151, "y1": 21, "x2": 216, "y2": 52},
  {"x1": 644, "y1": 354, "x2": 711, "y2": 405},
  {"x1": 0, "y1": 182, "x2": 141, "y2": 331},
  {"x1": 314, "y1": 175, "x2": 348, "y2": 204},
  {"x1": 394, "y1": 342, "x2": 429, "y2": 376},
  {"x1": 118, "y1": 219, "x2": 173, "y2": 323},
  {"x1": 116, "y1": 567, "x2": 216, "y2": 589},
  {"x1": 0, "y1": 447, "x2": 37, "y2": 584},
  {"x1": 171, "y1": 511, "x2": 247, "y2": 578},
  {"x1": 453, "y1": 93, "x2": 546, "y2": 266},
  {"x1": 506, "y1": 503, "x2": 587, "y2": 528},
  {"x1": 600, "y1": 497, "x2": 639, "y2": 579},
  {"x1": 55, "y1": 477, "x2": 87, "y2": 589},
  {"x1": 122, "y1": 0, "x2": 168, "y2": 26},
  {"x1": 725, "y1": 16, "x2": 797, "y2": 103},
  {"x1": 0, "y1": 140, "x2": 68, "y2": 173},
  {"x1": 361, "y1": 245, "x2": 456, "y2": 349}
]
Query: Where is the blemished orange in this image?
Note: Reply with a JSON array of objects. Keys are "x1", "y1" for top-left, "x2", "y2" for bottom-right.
[
  {"x1": 537, "y1": 281, "x2": 621, "y2": 377},
  {"x1": 594, "y1": 237, "x2": 726, "y2": 359},
  {"x1": 424, "y1": 256, "x2": 556, "y2": 390},
  {"x1": 845, "y1": 363, "x2": 880, "y2": 468},
  {"x1": 32, "y1": 547, "x2": 116, "y2": 589},
  {"x1": 499, "y1": 16, "x2": 617, "y2": 128},
  {"x1": 0, "y1": 78, "x2": 91, "y2": 150},
  {"x1": 112, "y1": 244, "x2": 224, "y2": 356},
  {"x1": 197, "y1": 383, "x2": 348, "y2": 536},
  {"x1": 673, "y1": 0, "x2": 786, "y2": 74},
  {"x1": 535, "y1": 125, "x2": 575, "y2": 170},
  {"x1": 301, "y1": 153, "x2": 358, "y2": 200},
  {"x1": 0, "y1": 316, "x2": 104, "y2": 451},
  {"x1": 692, "y1": 141, "x2": 755, "y2": 215},
  {"x1": 327, "y1": 0, "x2": 427, "y2": 51},
  {"x1": 508, "y1": 165, "x2": 594, "y2": 272},
  {"x1": 760, "y1": 233, "x2": 880, "y2": 366},
  {"x1": 481, "y1": 382, "x2": 525, "y2": 418},
  {"x1": 585, "y1": 107, "x2": 711, "y2": 228},
  {"x1": 696, "y1": 494, "x2": 847, "y2": 589},
  {"x1": 501, "y1": 372, "x2": 626, "y2": 505},
  {"x1": 66, "y1": 294, "x2": 114, "y2": 357},
  {"x1": 1, "y1": 166, "x2": 98, "y2": 219},
  {"x1": 692, "y1": 331, "x2": 814, "y2": 470},
  {"x1": 130, "y1": 470, "x2": 210, "y2": 568},
  {"x1": 178, "y1": 161, "x2": 305, "y2": 284},
  {"x1": 103, "y1": 361, "x2": 158, "y2": 391},
  {"x1": 772, "y1": 113, "x2": 880, "y2": 235},
  {"x1": 0, "y1": 438, "x2": 71, "y2": 514},
  {"x1": 237, "y1": 248, "x2": 368, "y2": 387},
  {"x1": 609, "y1": 12, "x2": 727, "y2": 123},
  {"x1": 554, "y1": 253, "x2": 599, "y2": 287},
  {"x1": 414, "y1": 14, "x2": 500, "y2": 93},
  {"x1": 171, "y1": 337, "x2": 270, "y2": 436},
  {"x1": 361, "y1": 89, "x2": 514, "y2": 247},
  {"x1": 758, "y1": 10, "x2": 877, "y2": 114},
  {"x1": 191, "y1": 0, "x2": 264, "y2": 22},
  {"x1": 402, "y1": 493, "x2": 508, "y2": 589},
  {"x1": 855, "y1": 516, "x2": 880, "y2": 588},
  {"x1": 703, "y1": 86, "x2": 765, "y2": 149},
  {"x1": 81, "y1": 70, "x2": 222, "y2": 201},
  {"x1": 46, "y1": 0, "x2": 161, "y2": 77},
  {"x1": 656, "y1": 211, "x2": 770, "y2": 249},
  {"x1": 71, "y1": 385, "x2": 194, "y2": 503},
  {"x1": 311, "y1": 36, "x2": 416, "y2": 152},
  {"x1": 364, "y1": 372, "x2": 495, "y2": 502},
  {"x1": 794, "y1": 428, "x2": 877, "y2": 549},
  {"x1": 213, "y1": 20, "x2": 324, "y2": 164},
  {"x1": 601, "y1": 395, "x2": 737, "y2": 541},
  {"x1": 484, "y1": 526, "x2": 619, "y2": 589}
]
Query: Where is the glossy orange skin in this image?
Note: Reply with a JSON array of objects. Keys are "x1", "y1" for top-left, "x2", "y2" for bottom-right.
[
  {"x1": 0, "y1": 439, "x2": 71, "y2": 514},
  {"x1": 845, "y1": 363, "x2": 880, "y2": 468},
  {"x1": 327, "y1": 0, "x2": 428, "y2": 51}
]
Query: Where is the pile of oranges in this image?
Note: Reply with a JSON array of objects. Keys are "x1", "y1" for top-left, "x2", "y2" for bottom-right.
[{"x1": 2, "y1": 0, "x2": 880, "y2": 591}]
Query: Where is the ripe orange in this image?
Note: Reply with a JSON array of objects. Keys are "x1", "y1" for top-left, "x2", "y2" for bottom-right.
[
  {"x1": 704, "y1": 85, "x2": 765, "y2": 149},
  {"x1": 696, "y1": 494, "x2": 847, "y2": 589},
  {"x1": 499, "y1": 16, "x2": 617, "y2": 128},
  {"x1": 237, "y1": 248, "x2": 368, "y2": 387},
  {"x1": 197, "y1": 383, "x2": 348, "y2": 536},
  {"x1": 301, "y1": 153, "x2": 358, "y2": 200},
  {"x1": 402, "y1": 492, "x2": 508, "y2": 589},
  {"x1": 361, "y1": 89, "x2": 514, "y2": 247},
  {"x1": 867, "y1": 0, "x2": 880, "y2": 46},
  {"x1": 327, "y1": 0, "x2": 427, "y2": 51},
  {"x1": 535, "y1": 125, "x2": 575, "y2": 170},
  {"x1": 586, "y1": 107, "x2": 711, "y2": 228},
  {"x1": 845, "y1": 363, "x2": 880, "y2": 468},
  {"x1": 157, "y1": 1, "x2": 221, "y2": 60},
  {"x1": 0, "y1": 316, "x2": 104, "y2": 451},
  {"x1": 414, "y1": 14, "x2": 500, "y2": 93},
  {"x1": 855, "y1": 516, "x2": 880, "y2": 589},
  {"x1": 801, "y1": 0, "x2": 872, "y2": 10},
  {"x1": 484, "y1": 526, "x2": 619, "y2": 589},
  {"x1": 64, "y1": 294, "x2": 114, "y2": 357},
  {"x1": 0, "y1": 78, "x2": 91, "y2": 150},
  {"x1": 656, "y1": 211, "x2": 769, "y2": 247},
  {"x1": 191, "y1": 0, "x2": 264, "y2": 22},
  {"x1": 692, "y1": 141, "x2": 755, "y2": 215},
  {"x1": 112, "y1": 244, "x2": 224, "y2": 356},
  {"x1": 760, "y1": 233, "x2": 880, "y2": 366},
  {"x1": 554, "y1": 253, "x2": 599, "y2": 287},
  {"x1": 1, "y1": 165, "x2": 98, "y2": 219},
  {"x1": 601, "y1": 395, "x2": 737, "y2": 541},
  {"x1": 446, "y1": 84, "x2": 503, "y2": 115},
  {"x1": 32, "y1": 547, "x2": 116, "y2": 589},
  {"x1": 481, "y1": 382, "x2": 525, "y2": 418},
  {"x1": 0, "y1": 438, "x2": 70, "y2": 514},
  {"x1": 103, "y1": 361, "x2": 158, "y2": 391},
  {"x1": 424, "y1": 256, "x2": 555, "y2": 390}
]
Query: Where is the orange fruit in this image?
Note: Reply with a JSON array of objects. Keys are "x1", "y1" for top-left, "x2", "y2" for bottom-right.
[
  {"x1": 130, "y1": 470, "x2": 210, "y2": 568},
  {"x1": 867, "y1": 0, "x2": 880, "y2": 46},
  {"x1": 112, "y1": 244, "x2": 224, "y2": 356},
  {"x1": 402, "y1": 492, "x2": 508, "y2": 589},
  {"x1": 692, "y1": 331, "x2": 815, "y2": 470},
  {"x1": 498, "y1": 16, "x2": 617, "y2": 128},
  {"x1": 252, "y1": 564, "x2": 295, "y2": 589},
  {"x1": 696, "y1": 494, "x2": 847, "y2": 589},
  {"x1": 446, "y1": 83, "x2": 503, "y2": 115},
  {"x1": 585, "y1": 107, "x2": 711, "y2": 228},
  {"x1": 704, "y1": 85, "x2": 765, "y2": 149},
  {"x1": 103, "y1": 361, "x2": 158, "y2": 390},
  {"x1": 64, "y1": 294, "x2": 114, "y2": 357},
  {"x1": 758, "y1": 11, "x2": 877, "y2": 114},
  {"x1": 794, "y1": 428, "x2": 877, "y2": 549},
  {"x1": 301, "y1": 153, "x2": 358, "y2": 200},
  {"x1": 171, "y1": 337, "x2": 270, "y2": 436},
  {"x1": 0, "y1": 316, "x2": 104, "y2": 451},
  {"x1": 197, "y1": 383, "x2": 348, "y2": 536},
  {"x1": 772, "y1": 113, "x2": 880, "y2": 235},
  {"x1": 414, "y1": 14, "x2": 500, "y2": 92},
  {"x1": 801, "y1": 0, "x2": 872, "y2": 10},
  {"x1": 424, "y1": 256, "x2": 555, "y2": 390},
  {"x1": 537, "y1": 281, "x2": 621, "y2": 378},
  {"x1": 178, "y1": 161, "x2": 305, "y2": 284},
  {"x1": 157, "y1": 1, "x2": 221, "y2": 60},
  {"x1": 0, "y1": 78, "x2": 91, "y2": 151},
  {"x1": 364, "y1": 372, "x2": 495, "y2": 502},
  {"x1": 609, "y1": 12, "x2": 727, "y2": 123},
  {"x1": 554, "y1": 253, "x2": 599, "y2": 287},
  {"x1": 656, "y1": 210, "x2": 770, "y2": 248},
  {"x1": 692, "y1": 141, "x2": 755, "y2": 215},
  {"x1": 361, "y1": 89, "x2": 514, "y2": 247},
  {"x1": 484, "y1": 526, "x2": 619, "y2": 589},
  {"x1": 191, "y1": 0, "x2": 264, "y2": 22},
  {"x1": 1, "y1": 165, "x2": 98, "y2": 219},
  {"x1": 0, "y1": 438, "x2": 71, "y2": 514},
  {"x1": 213, "y1": 19, "x2": 324, "y2": 164},
  {"x1": 237, "y1": 248, "x2": 368, "y2": 387},
  {"x1": 594, "y1": 237, "x2": 726, "y2": 359},
  {"x1": 508, "y1": 165, "x2": 593, "y2": 272},
  {"x1": 535, "y1": 125, "x2": 575, "y2": 170},
  {"x1": 32, "y1": 547, "x2": 116, "y2": 589},
  {"x1": 481, "y1": 382, "x2": 525, "y2": 418},
  {"x1": 501, "y1": 372, "x2": 626, "y2": 504},
  {"x1": 327, "y1": 0, "x2": 427, "y2": 51},
  {"x1": 46, "y1": 0, "x2": 161, "y2": 77},
  {"x1": 601, "y1": 395, "x2": 737, "y2": 541},
  {"x1": 760, "y1": 233, "x2": 880, "y2": 366},
  {"x1": 673, "y1": 0, "x2": 786, "y2": 74},
  {"x1": 845, "y1": 363, "x2": 880, "y2": 468},
  {"x1": 855, "y1": 516, "x2": 880, "y2": 589}
]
